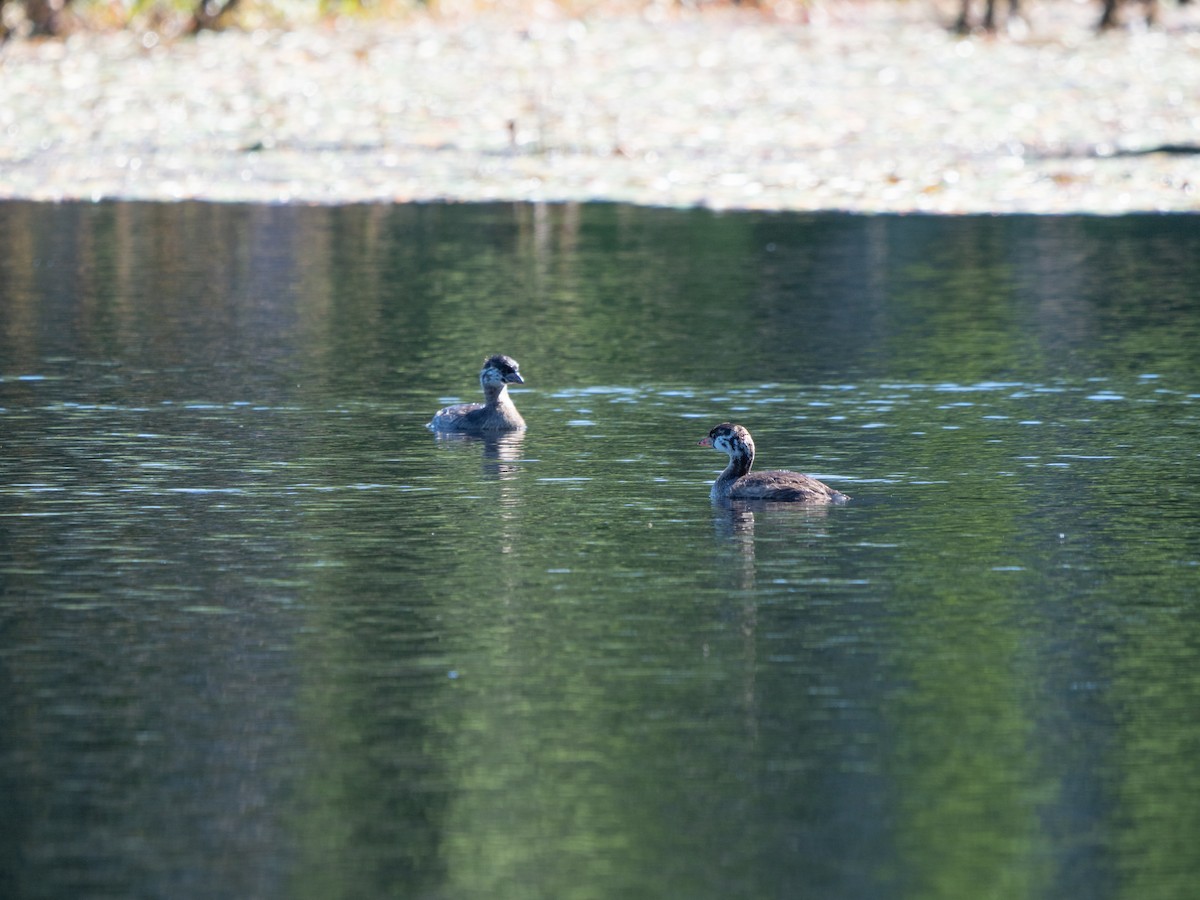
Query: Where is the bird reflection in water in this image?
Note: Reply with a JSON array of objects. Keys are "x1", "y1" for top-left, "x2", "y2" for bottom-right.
[
  {"x1": 712, "y1": 497, "x2": 834, "y2": 559},
  {"x1": 710, "y1": 499, "x2": 840, "y2": 738},
  {"x1": 431, "y1": 430, "x2": 528, "y2": 557},
  {"x1": 431, "y1": 429, "x2": 527, "y2": 481}
]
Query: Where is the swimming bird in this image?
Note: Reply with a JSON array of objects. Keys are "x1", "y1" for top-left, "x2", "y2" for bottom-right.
[
  {"x1": 698, "y1": 422, "x2": 849, "y2": 503},
  {"x1": 428, "y1": 354, "x2": 526, "y2": 432}
]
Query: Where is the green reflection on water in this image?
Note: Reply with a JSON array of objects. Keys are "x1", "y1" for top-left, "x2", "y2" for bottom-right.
[{"x1": 1, "y1": 201, "x2": 1199, "y2": 900}]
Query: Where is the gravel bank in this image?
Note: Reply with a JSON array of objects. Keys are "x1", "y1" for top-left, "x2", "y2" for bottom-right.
[{"x1": 2, "y1": 1, "x2": 1199, "y2": 213}]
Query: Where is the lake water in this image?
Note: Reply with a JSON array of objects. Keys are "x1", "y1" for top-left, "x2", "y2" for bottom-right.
[{"x1": 1, "y1": 201, "x2": 1198, "y2": 899}]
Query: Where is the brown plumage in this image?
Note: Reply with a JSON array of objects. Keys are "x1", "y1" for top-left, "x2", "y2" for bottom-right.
[
  {"x1": 698, "y1": 423, "x2": 850, "y2": 503},
  {"x1": 428, "y1": 354, "x2": 526, "y2": 432}
]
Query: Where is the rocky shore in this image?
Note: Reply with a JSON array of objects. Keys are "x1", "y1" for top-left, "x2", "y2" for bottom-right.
[{"x1": 2, "y1": 0, "x2": 1199, "y2": 213}]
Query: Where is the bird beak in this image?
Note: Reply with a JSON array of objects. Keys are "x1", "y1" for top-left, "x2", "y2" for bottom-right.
[
  {"x1": 698, "y1": 436, "x2": 713, "y2": 447},
  {"x1": 505, "y1": 372, "x2": 524, "y2": 385}
]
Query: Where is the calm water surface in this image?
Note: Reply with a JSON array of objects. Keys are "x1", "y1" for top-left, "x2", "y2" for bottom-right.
[{"x1": 1, "y1": 202, "x2": 1198, "y2": 899}]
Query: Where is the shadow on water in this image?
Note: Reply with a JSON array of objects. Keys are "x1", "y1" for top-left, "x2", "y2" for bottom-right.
[{"x1": 0, "y1": 200, "x2": 1198, "y2": 899}]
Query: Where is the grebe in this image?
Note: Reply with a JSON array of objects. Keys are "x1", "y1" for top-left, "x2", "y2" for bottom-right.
[
  {"x1": 698, "y1": 423, "x2": 850, "y2": 503},
  {"x1": 428, "y1": 354, "x2": 526, "y2": 432}
]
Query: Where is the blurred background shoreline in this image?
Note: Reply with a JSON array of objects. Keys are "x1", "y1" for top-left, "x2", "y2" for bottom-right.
[{"x1": 2, "y1": 0, "x2": 1199, "y2": 213}]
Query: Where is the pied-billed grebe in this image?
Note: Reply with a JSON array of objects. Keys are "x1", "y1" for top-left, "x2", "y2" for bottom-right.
[
  {"x1": 699, "y1": 423, "x2": 850, "y2": 503},
  {"x1": 428, "y1": 354, "x2": 527, "y2": 432}
]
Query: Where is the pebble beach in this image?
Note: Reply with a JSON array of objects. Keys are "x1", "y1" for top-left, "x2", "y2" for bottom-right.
[{"x1": 2, "y1": 0, "x2": 1199, "y2": 213}]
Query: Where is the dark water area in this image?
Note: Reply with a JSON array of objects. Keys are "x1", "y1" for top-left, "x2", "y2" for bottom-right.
[{"x1": 1, "y1": 200, "x2": 1198, "y2": 899}]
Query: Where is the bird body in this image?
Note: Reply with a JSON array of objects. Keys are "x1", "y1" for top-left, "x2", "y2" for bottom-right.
[
  {"x1": 699, "y1": 423, "x2": 849, "y2": 504},
  {"x1": 428, "y1": 354, "x2": 526, "y2": 432}
]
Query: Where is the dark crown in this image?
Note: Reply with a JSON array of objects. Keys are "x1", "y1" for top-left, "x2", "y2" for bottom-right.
[{"x1": 483, "y1": 354, "x2": 519, "y2": 374}]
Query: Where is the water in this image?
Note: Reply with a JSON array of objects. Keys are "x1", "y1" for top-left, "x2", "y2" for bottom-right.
[{"x1": 1, "y1": 201, "x2": 1198, "y2": 899}]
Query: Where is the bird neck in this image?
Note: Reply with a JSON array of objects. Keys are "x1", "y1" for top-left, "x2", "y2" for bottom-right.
[
  {"x1": 482, "y1": 382, "x2": 509, "y2": 407},
  {"x1": 718, "y1": 443, "x2": 754, "y2": 484}
]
